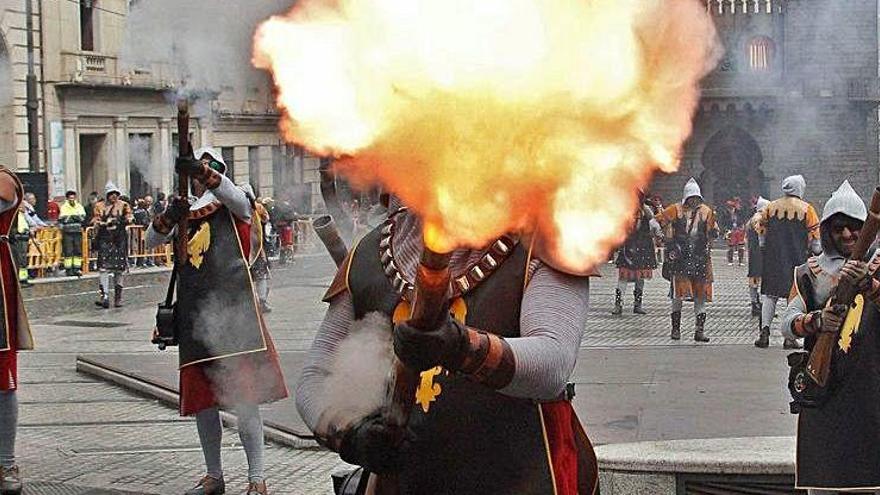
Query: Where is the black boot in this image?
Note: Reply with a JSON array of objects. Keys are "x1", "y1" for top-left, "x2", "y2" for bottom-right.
[
  {"x1": 114, "y1": 285, "x2": 123, "y2": 308},
  {"x1": 754, "y1": 326, "x2": 770, "y2": 348},
  {"x1": 0, "y1": 465, "x2": 22, "y2": 495},
  {"x1": 671, "y1": 311, "x2": 681, "y2": 340},
  {"x1": 633, "y1": 288, "x2": 646, "y2": 314},
  {"x1": 184, "y1": 475, "x2": 226, "y2": 495},
  {"x1": 611, "y1": 289, "x2": 623, "y2": 315},
  {"x1": 95, "y1": 285, "x2": 106, "y2": 307},
  {"x1": 694, "y1": 313, "x2": 710, "y2": 343},
  {"x1": 750, "y1": 301, "x2": 762, "y2": 317}
]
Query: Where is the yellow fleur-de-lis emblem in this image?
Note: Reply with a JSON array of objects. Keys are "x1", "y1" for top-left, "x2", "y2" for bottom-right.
[
  {"x1": 187, "y1": 222, "x2": 211, "y2": 270},
  {"x1": 838, "y1": 295, "x2": 864, "y2": 353},
  {"x1": 415, "y1": 366, "x2": 443, "y2": 413}
]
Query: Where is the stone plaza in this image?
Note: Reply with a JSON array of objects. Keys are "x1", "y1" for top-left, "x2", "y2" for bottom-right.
[{"x1": 9, "y1": 248, "x2": 804, "y2": 494}]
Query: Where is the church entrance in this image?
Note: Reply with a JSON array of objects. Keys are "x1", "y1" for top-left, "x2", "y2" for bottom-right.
[{"x1": 700, "y1": 127, "x2": 765, "y2": 207}]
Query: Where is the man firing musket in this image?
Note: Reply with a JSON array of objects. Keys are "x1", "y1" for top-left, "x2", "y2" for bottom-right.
[
  {"x1": 146, "y1": 102, "x2": 287, "y2": 495},
  {"x1": 256, "y1": 0, "x2": 720, "y2": 493}
]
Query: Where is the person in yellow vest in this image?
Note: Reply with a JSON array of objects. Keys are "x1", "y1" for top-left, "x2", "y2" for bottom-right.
[
  {"x1": 58, "y1": 191, "x2": 86, "y2": 277},
  {"x1": 11, "y1": 205, "x2": 29, "y2": 288}
]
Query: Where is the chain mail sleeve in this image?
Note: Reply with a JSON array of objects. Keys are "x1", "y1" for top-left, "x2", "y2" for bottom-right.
[
  {"x1": 295, "y1": 293, "x2": 356, "y2": 432},
  {"x1": 501, "y1": 263, "x2": 590, "y2": 401}
]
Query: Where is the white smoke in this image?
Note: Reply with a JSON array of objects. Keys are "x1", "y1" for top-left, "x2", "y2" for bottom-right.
[
  {"x1": 317, "y1": 312, "x2": 394, "y2": 433},
  {"x1": 119, "y1": 0, "x2": 293, "y2": 111}
]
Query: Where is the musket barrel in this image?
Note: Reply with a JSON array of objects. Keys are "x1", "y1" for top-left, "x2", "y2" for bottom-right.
[{"x1": 312, "y1": 215, "x2": 349, "y2": 267}]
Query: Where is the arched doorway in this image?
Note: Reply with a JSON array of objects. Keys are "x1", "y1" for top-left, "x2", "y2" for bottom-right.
[
  {"x1": 0, "y1": 34, "x2": 14, "y2": 168},
  {"x1": 700, "y1": 127, "x2": 765, "y2": 206}
]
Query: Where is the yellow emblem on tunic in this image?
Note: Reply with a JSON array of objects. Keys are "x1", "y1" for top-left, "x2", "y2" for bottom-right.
[
  {"x1": 395, "y1": 297, "x2": 469, "y2": 414},
  {"x1": 838, "y1": 294, "x2": 864, "y2": 353},
  {"x1": 187, "y1": 222, "x2": 211, "y2": 270},
  {"x1": 415, "y1": 366, "x2": 443, "y2": 413}
]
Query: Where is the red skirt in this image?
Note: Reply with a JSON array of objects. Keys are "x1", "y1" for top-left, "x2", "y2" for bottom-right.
[
  {"x1": 728, "y1": 228, "x2": 746, "y2": 247},
  {"x1": 179, "y1": 329, "x2": 288, "y2": 416},
  {"x1": 0, "y1": 251, "x2": 20, "y2": 392},
  {"x1": 541, "y1": 401, "x2": 599, "y2": 495},
  {"x1": 0, "y1": 347, "x2": 16, "y2": 391}
]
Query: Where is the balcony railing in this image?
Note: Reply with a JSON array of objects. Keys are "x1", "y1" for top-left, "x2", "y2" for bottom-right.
[
  {"x1": 61, "y1": 52, "x2": 181, "y2": 89},
  {"x1": 706, "y1": 0, "x2": 783, "y2": 15}
]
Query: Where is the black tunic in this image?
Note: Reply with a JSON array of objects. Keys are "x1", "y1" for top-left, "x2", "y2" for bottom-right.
[
  {"x1": 176, "y1": 207, "x2": 265, "y2": 368},
  {"x1": 794, "y1": 263, "x2": 880, "y2": 490},
  {"x1": 760, "y1": 198, "x2": 818, "y2": 298},
  {"x1": 346, "y1": 226, "x2": 594, "y2": 495},
  {"x1": 615, "y1": 205, "x2": 657, "y2": 275},
  {"x1": 747, "y1": 214, "x2": 763, "y2": 279}
]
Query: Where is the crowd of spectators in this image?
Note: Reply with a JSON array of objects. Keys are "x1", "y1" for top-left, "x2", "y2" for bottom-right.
[{"x1": 17, "y1": 187, "x2": 308, "y2": 281}]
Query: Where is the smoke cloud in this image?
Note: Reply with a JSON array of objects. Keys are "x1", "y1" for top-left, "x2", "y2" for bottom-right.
[
  {"x1": 254, "y1": 0, "x2": 721, "y2": 271},
  {"x1": 119, "y1": 0, "x2": 292, "y2": 112},
  {"x1": 317, "y1": 312, "x2": 394, "y2": 434}
]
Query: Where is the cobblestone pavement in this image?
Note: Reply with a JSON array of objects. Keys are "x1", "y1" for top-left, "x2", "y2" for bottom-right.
[
  {"x1": 17, "y1": 254, "x2": 349, "y2": 495},
  {"x1": 15, "y1": 248, "x2": 773, "y2": 494},
  {"x1": 585, "y1": 253, "x2": 783, "y2": 347}
]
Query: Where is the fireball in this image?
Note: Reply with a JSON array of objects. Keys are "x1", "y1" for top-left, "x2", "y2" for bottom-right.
[{"x1": 253, "y1": 0, "x2": 720, "y2": 270}]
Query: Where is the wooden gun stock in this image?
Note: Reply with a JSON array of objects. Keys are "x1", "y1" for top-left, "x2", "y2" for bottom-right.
[
  {"x1": 807, "y1": 186, "x2": 880, "y2": 387},
  {"x1": 176, "y1": 100, "x2": 190, "y2": 260}
]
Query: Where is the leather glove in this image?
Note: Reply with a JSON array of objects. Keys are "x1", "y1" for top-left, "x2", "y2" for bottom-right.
[
  {"x1": 163, "y1": 196, "x2": 190, "y2": 225},
  {"x1": 338, "y1": 412, "x2": 410, "y2": 475},
  {"x1": 175, "y1": 154, "x2": 205, "y2": 177},
  {"x1": 840, "y1": 259, "x2": 871, "y2": 294},
  {"x1": 817, "y1": 304, "x2": 848, "y2": 334},
  {"x1": 393, "y1": 315, "x2": 467, "y2": 372}
]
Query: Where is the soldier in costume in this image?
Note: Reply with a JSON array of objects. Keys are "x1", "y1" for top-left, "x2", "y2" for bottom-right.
[
  {"x1": 297, "y1": 203, "x2": 599, "y2": 494},
  {"x1": 747, "y1": 197, "x2": 770, "y2": 317},
  {"x1": 656, "y1": 178, "x2": 718, "y2": 343},
  {"x1": 147, "y1": 147, "x2": 288, "y2": 495},
  {"x1": 781, "y1": 180, "x2": 880, "y2": 494},
  {"x1": 0, "y1": 167, "x2": 34, "y2": 495},
  {"x1": 93, "y1": 183, "x2": 132, "y2": 308},
  {"x1": 612, "y1": 190, "x2": 661, "y2": 315},
  {"x1": 720, "y1": 197, "x2": 747, "y2": 267},
  {"x1": 755, "y1": 175, "x2": 820, "y2": 349},
  {"x1": 58, "y1": 190, "x2": 86, "y2": 277}
]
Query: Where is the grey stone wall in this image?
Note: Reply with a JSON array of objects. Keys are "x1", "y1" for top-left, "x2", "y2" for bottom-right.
[{"x1": 653, "y1": 0, "x2": 880, "y2": 211}]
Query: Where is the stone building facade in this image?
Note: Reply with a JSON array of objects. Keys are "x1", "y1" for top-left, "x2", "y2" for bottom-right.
[
  {"x1": 652, "y1": 0, "x2": 880, "y2": 209},
  {"x1": 0, "y1": 0, "x2": 322, "y2": 210}
]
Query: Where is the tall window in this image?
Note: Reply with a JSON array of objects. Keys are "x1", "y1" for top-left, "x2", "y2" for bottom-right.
[
  {"x1": 248, "y1": 146, "x2": 261, "y2": 193},
  {"x1": 748, "y1": 37, "x2": 774, "y2": 72},
  {"x1": 80, "y1": 0, "x2": 95, "y2": 51}
]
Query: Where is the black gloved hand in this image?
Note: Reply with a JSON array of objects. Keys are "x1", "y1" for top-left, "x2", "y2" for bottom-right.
[
  {"x1": 394, "y1": 315, "x2": 467, "y2": 372},
  {"x1": 174, "y1": 154, "x2": 204, "y2": 178},
  {"x1": 163, "y1": 196, "x2": 190, "y2": 225},
  {"x1": 338, "y1": 412, "x2": 410, "y2": 475}
]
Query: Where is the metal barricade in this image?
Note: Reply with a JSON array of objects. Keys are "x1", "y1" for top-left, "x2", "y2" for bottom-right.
[
  {"x1": 81, "y1": 225, "x2": 172, "y2": 274},
  {"x1": 27, "y1": 227, "x2": 62, "y2": 276}
]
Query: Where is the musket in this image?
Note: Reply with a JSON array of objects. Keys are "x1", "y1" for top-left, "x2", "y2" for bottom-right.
[
  {"x1": 374, "y1": 246, "x2": 452, "y2": 495},
  {"x1": 807, "y1": 186, "x2": 880, "y2": 387},
  {"x1": 312, "y1": 214, "x2": 348, "y2": 267},
  {"x1": 176, "y1": 100, "x2": 190, "y2": 263}
]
